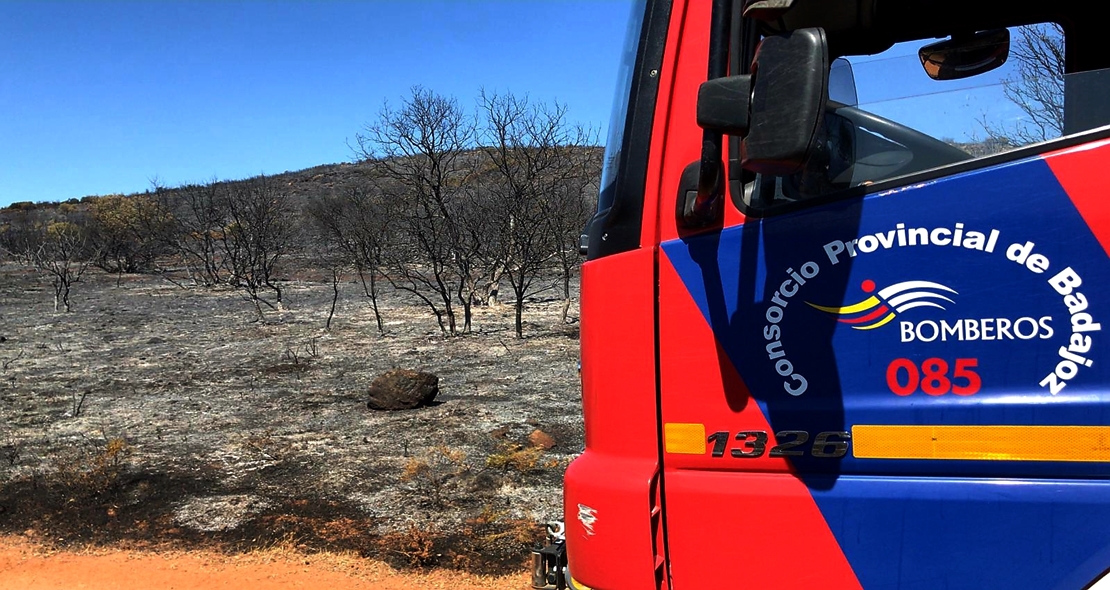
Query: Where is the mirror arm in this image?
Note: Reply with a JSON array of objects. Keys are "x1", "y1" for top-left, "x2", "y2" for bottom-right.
[{"x1": 685, "y1": 0, "x2": 732, "y2": 228}]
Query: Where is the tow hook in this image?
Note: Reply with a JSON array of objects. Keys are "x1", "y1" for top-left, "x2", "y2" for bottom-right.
[{"x1": 531, "y1": 521, "x2": 569, "y2": 589}]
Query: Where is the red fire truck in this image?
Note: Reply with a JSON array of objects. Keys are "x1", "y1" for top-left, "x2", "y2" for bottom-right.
[{"x1": 535, "y1": 0, "x2": 1110, "y2": 588}]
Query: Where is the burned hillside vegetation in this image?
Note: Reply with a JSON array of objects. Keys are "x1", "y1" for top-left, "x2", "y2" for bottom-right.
[{"x1": 1, "y1": 90, "x2": 600, "y2": 573}]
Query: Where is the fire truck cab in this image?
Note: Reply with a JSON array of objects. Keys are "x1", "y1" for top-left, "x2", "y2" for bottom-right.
[{"x1": 555, "y1": 0, "x2": 1110, "y2": 588}]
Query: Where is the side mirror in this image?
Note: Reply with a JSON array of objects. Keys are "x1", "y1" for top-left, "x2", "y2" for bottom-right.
[
  {"x1": 918, "y1": 29, "x2": 1009, "y2": 81},
  {"x1": 744, "y1": 28, "x2": 830, "y2": 175},
  {"x1": 697, "y1": 27, "x2": 830, "y2": 177}
]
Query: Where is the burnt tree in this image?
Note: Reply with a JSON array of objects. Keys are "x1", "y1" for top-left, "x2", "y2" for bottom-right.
[
  {"x1": 478, "y1": 91, "x2": 597, "y2": 337},
  {"x1": 352, "y1": 87, "x2": 482, "y2": 336},
  {"x1": 219, "y1": 175, "x2": 295, "y2": 319}
]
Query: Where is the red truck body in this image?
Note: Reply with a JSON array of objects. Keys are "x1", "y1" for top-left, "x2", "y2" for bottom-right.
[{"x1": 559, "y1": 1, "x2": 1110, "y2": 588}]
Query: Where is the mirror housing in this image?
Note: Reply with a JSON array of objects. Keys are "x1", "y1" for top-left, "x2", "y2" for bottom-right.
[
  {"x1": 743, "y1": 28, "x2": 830, "y2": 176},
  {"x1": 918, "y1": 29, "x2": 1009, "y2": 81},
  {"x1": 696, "y1": 28, "x2": 830, "y2": 177}
]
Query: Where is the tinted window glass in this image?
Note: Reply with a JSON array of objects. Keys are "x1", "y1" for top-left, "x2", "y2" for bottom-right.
[{"x1": 751, "y1": 23, "x2": 1110, "y2": 206}]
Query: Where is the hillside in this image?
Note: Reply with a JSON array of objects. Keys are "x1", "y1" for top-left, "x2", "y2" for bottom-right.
[{"x1": 2, "y1": 146, "x2": 605, "y2": 215}]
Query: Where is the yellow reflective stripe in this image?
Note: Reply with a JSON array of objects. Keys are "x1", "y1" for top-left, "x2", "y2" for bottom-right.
[
  {"x1": 807, "y1": 296, "x2": 881, "y2": 315},
  {"x1": 853, "y1": 425, "x2": 1110, "y2": 462},
  {"x1": 664, "y1": 423, "x2": 706, "y2": 455},
  {"x1": 852, "y1": 312, "x2": 897, "y2": 330}
]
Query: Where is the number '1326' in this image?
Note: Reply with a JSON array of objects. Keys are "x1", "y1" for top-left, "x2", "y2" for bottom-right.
[{"x1": 706, "y1": 430, "x2": 851, "y2": 459}]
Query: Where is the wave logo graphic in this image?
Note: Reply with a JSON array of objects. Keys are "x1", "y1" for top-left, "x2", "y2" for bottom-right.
[{"x1": 806, "y1": 279, "x2": 958, "y2": 330}]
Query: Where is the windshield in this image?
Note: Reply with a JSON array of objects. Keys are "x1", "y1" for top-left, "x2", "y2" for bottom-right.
[{"x1": 596, "y1": 0, "x2": 648, "y2": 212}]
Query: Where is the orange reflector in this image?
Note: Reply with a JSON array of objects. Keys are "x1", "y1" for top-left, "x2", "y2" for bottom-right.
[
  {"x1": 853, "y1": 425, "x2": 1110, "y2": 462},
  {"x1": 664, "y1": 423, "x2": 706, "y2": 455}
]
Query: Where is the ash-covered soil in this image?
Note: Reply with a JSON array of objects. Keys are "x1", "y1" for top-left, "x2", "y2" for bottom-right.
[{"x1": 0, "y1": 263, "x2": 583, "y2": 573}]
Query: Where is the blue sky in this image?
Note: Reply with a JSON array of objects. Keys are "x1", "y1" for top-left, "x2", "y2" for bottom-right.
[{"x1": 0, "y1": 0, "x2": 636, "y2": 207}]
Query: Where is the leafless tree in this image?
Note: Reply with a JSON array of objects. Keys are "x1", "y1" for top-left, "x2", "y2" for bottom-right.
[
  {"x1": 350, "y1": 190, "x2": 398, "y2": 336},
  {"x1": 478, "y1": 91, "x2": 597, "y2": 337},
  {"x1": 30, "y1": 219, "x2": 95, "y2": 312},
  {"x1": 306, "y1": 195, "x2": 349, "y2": 330},
  {"x1": 982, "y1": 23, "x2": 1064, "y2": 146},
  {"x1": 2, "y1": 206, "x2": 94, "y2": 311},
  {"x1": 157, "y1": 181, "x2": 230, "y2": 287},
  {"x1": 319, "y1": 238, "x2": 347, "y2": 331},
  {"x1": 308, "y1": 188, "x2": 399, "y2": 334},
  {"x1": 544, "y1": 146, "x2": 601, "y2": 323},
  {"x1": 352, "y1": 86, "x2": 480, "y2": 336},
  {"x1": 219, "y1": 175, "x2": 295, "y2": 319},
  {"x1": 307, "y1": 187, "x2": 395, "y2": 335}
]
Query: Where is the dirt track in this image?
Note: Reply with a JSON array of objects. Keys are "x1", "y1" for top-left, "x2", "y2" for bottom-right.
[{"x1": 0, "y1": 535, "x2": 532, "y2": 589}]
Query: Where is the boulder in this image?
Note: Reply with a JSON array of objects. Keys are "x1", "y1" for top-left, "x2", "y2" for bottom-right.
[{"x1": 366, "y1": 369, "x2": 439, "y2": 411}]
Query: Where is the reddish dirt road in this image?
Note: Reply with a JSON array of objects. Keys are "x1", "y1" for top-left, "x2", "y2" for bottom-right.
[{"x1": 0, "y1": 536, "x2": 532, "y2": 590}]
